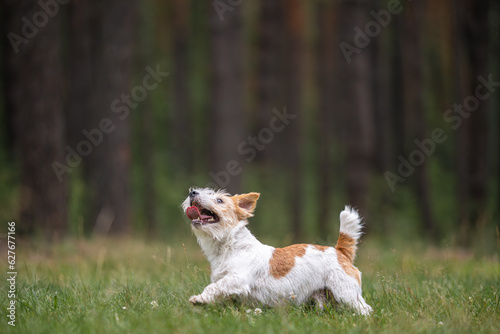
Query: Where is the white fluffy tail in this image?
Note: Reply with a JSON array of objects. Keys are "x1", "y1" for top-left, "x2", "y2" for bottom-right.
[
  {"x1": 336, "y1": 206, "x2": 364, "y2": 262},
  {"x1": 339, "y1": 206, "x2": 363, "y2": 243}
]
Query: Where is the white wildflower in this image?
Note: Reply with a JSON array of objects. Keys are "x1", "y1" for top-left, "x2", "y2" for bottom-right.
[
  {"x1": 254, "y1": 308, "x2": 262, "y2": 315},
  {"x1": 122, "y1": 306, "x2": 127, "y2": 310},
  {"x1": 150, "y1": 301, "x2": 159, "y2": 308}
]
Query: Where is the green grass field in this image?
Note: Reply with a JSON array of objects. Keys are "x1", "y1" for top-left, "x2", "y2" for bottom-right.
[{"x1": 2, "y1": 236, "x2": 499, "y2": 334}]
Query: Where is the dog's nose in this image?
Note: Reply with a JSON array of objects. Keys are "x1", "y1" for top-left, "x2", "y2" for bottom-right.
[{"x1": 189, "y1": 190, "x2": 199, "y2": 198}]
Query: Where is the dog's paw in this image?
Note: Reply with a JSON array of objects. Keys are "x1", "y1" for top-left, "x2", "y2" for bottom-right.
[{"x1": 189, "y1": 295, "x2": 206, "y2": 305}]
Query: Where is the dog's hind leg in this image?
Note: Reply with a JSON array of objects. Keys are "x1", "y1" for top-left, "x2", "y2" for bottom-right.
[
  {"x1": 310, "y1": 290, "x2": 327, "y2": 310},
  {"x1": 326, "y1": 279, "x2": 372, "y2": 315}
]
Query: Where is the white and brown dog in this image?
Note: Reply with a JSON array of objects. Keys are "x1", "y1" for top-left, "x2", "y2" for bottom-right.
[{"x1": 181, "y1": 187, "x2": 373, "y2": 315}]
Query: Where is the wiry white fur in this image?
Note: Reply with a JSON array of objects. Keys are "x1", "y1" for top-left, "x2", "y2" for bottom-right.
[
  {"x1": 339, "y1": 206, "x2": 364, "y2": 242},
  {"x1": 181, "y1": 188, "x2": 373, "y2": 315}
]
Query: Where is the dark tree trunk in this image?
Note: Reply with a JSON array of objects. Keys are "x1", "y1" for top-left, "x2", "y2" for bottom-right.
[
  {"x1": 89, "y1": 0, "x2": 137, "y2": 236},
  {"x1": 138, "y1": 0, "x2": 157, "y2": 236},
  {"x1": 336, "y1": 0, "x2": 375, "y2": 216},
  {"x1": 391, "y1": 16, "x2": 405, "y2": 160},
  {"x1": 141, "y1": 96, "x2": 156, "y2": 236},
  {"x1": 257, "y1": 0, "x2": 284, "y2": 164},
  {"x1": 454, "y1": 0, "x2": 490, "y2": 245},
  {"x1": 372, "y1": 1, "x2": 392, "y2": 173},
  {"x1": 282, "y1": 0, "x2": 304, "y2": 242},
  {"x1": 464, "y1": 0, "x2": 489, "y2": 227},
  {"x1": 66, "y1": 0, "x2": 97, "y2": 236},
  {"x1": 453, "y1": 0, "x2": 470, "y2": 241},
  {"x1": 67, "y1": 0, "x2": 94, "y2": 150},
  {"x1": 209, "y1": 1, "x2": 245, "y2": 194},
  {"x1": 402, "y1": 1, "x2": 437, "y2": 240},
  {"x1": 5, "y1": 0, "x2": 67, "y2": 239},
  {"x1": 170, "y1": 0, "x2": 193, "y2": 172},
  {"x1": 497, "y1": 0, "x2": 500, "y2": 224},
  {"x1": 316, "y1": 0, "x2": 336, "y2": 236},
  {"x1": 0, "y1": 0, "x2": 14, "y2": 158}
]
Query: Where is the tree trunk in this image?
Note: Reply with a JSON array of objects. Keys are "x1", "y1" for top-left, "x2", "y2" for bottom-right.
[
  {"x1": 170, "y1": 0, "x2": 193, "y2": 172},
  {"x1": 453, "y1": 0, "x2": 470, "y2": 242},
  {"x1": 89, "y1": 0, "x2": 137, "y2": 236},
  {"x1": 454, "y1": 0, "x2": 490, "y2": 245},
  {"x1": 372, "y1": 0, "x2": 392, "y2": 173},
  {"x1": 402, "y1": 1, "x2": 437, "y2": 240},
  {"x1": 209, "y1": 1, "x2": 245, "y2": 194},
  {"x1": 391, "y1": 16, "x2": 405, "y2": 160},
  {"x1": 464, "y1": 0, "x2": 489, "y2": 228},
  {"x1": 336, "y1": 0, "x2": 375, "y2": 216},
  {"x1": 67, "y1": 0, "x2": 94, "y2": 150},
  {"x1": 316, "y1": 0, "x2": 336, "y2": 236},
  {"x1": 0, "y1": 0, "x2": 14, "y2": 158},
  {"x1": 257, "y1": 0, "x2": 284, "y2": 164},
  {"x1": 282, "y1": 0, "x2": 304, "y2": 242},
  {"x1": 5, "y1": 0, "x2": 67, "y2": 239},
  {"x1": 66, "y1": 0, "x2": 97, "y2": 236},
  {"x1": 139, "y1": 0, "x2": 157, "y2": 236}
]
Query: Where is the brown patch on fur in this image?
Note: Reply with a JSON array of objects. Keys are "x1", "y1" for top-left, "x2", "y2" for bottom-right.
[
  {"x1": 270, "y1": 244, "x2": 332, "y2": 278},
  {"x1": 312, "y1": 245, "x2": 330, "y2": 252},
  {"x1": 335, "y1": 233, "x2": 360, "y2": 285},
  {"x1": 269, "y1": 244, "x2": 308, "y2": 278},
  {"x1": 337, "y1": 251, "x2": 361, "y2": 285},
  {"x1": 335, "y1": 232, "x2": 357, "y2": 262}
]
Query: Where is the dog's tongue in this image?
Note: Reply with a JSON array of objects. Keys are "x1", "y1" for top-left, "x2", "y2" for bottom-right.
[
  {"x1": 186, "y1": 206, "x2": 212, "y2": 220},
  {"x1": 186, "y1": 206, "x2": 200, "y2": 220}
]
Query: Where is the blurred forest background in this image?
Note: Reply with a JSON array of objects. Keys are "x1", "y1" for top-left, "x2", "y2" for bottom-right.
[{"x1": 0, "y1": 0, "x2": 499, "y2": 250}]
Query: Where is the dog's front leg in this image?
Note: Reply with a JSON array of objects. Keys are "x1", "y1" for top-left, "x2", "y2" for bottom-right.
[{"x1": 189, "y1": 275, "x2": 249, "y2": 304}]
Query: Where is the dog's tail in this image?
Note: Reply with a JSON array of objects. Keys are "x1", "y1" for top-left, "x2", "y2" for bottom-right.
[{"x1": 335, "y1": 206, "x2": 363, "y2": 263}]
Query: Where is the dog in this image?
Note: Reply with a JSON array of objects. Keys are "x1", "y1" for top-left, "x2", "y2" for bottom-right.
[{"x1": 181, "y1": 187, "x2": 373, "y2": 315}]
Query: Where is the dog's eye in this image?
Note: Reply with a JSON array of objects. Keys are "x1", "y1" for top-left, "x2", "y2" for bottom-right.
[{"x1": 217, "y1": 198, "x2": 223, "y2": 204}]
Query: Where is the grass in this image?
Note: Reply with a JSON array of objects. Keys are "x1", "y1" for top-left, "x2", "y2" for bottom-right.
[{"x1": 1, "y1": 236, "x2": 499, "y2": 334}]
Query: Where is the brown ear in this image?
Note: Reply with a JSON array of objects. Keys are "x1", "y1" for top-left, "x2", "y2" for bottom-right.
[{"x1": 232, "y1": 192, "x2": 260, "y2": 219}]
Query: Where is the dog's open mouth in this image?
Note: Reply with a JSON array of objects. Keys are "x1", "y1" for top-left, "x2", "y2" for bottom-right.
[{"x1": 186, "y1": 201, "x2": 219, "y2": 225}]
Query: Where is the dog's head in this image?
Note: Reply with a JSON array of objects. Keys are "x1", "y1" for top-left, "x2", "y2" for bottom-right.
[{"x1": 181, "y1": 187, "x2": 260, "y2": 238}]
